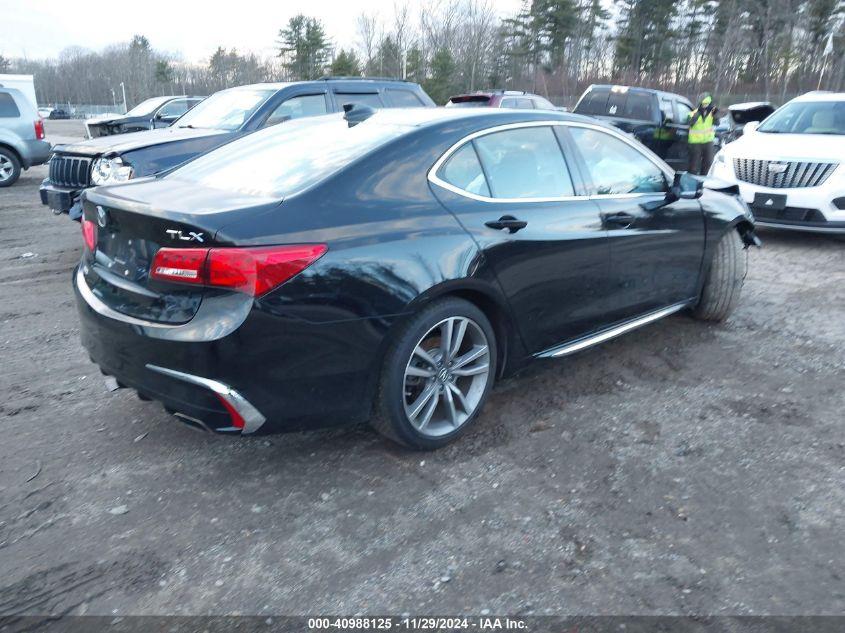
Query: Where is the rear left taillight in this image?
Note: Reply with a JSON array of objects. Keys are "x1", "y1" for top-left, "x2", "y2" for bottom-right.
[
  {"x1": 150, "y1": 244, "x2": 327, "y2": 297},
  {"x1": 34, "y1": 119, "x2": 45, "y2": 140},
  {"x1": 81, "y1": 219, "x2": 97, "y2": 251}
]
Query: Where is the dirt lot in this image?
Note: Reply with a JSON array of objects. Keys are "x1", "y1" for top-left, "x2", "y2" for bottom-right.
[{"x1": 0, "y1": 120, "x2": 843, "y2": 617}]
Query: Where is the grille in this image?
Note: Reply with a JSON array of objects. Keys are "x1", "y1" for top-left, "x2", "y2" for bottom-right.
[
  {"x1": 49, "y1": 155, "x2": 92, "y2": 188},
  {"x1": 733, "y1": 158, "x2": 838, "y2": 188}
]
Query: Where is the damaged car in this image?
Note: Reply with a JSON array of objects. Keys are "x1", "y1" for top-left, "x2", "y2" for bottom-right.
[
  {"x1": 85, "y1": 95, "x2": 205, "y2": 138},
  {"x1": 74, "y1": 107, "x2": 759, "y2": 449}
]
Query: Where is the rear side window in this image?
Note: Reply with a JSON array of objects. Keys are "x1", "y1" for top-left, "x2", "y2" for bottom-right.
[
  {"x1": 0, "y1": 93, "x2": 21, "y2": 118},
  {"x1": 386, "y1": 89, "x2": 425, "y2": 108},
  {"x1": 574, "y1": 90, "x2": 609, "y2": 115},
  {"x1": 335, "y1": 92, "x2": 383, "y2": 108},
  {"x1": 473, "y1": 126, "x2": 574, "y2": 198},
  {"x1": 439, "y1": 144, "x2": 490, "y2": 197},
  {"x1": 569, "y1": 127, "x2": 667, "y2": 195}
]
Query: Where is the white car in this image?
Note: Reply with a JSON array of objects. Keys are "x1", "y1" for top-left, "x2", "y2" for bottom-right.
[{"x1": 709, "y1": 91, "x2": 845, "y2": 234}]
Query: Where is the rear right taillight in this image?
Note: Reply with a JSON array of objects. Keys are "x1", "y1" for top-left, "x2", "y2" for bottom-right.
[
  {"x1": 81, "y1": 219, "x2": 97, "y2": 252},
  {"x1": 34, "y1": 119, "x2": 45, "y2": 140},
  {"x1": 150, "y1": 244, "x2": 327, "y2": 297}
]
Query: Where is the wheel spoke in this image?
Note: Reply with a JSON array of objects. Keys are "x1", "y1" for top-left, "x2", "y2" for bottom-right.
[
  {"x1": 406, "y1": 365, "x2": 435, "y2": 378},
  {"x1": 413, "y1": 345, "x2": 438, "y2": 369},
  {"x1": 440, "y1": 318, "x2": 453, "y2": 359},
  {"x1": 448, "y1": 382, "x2": 471, "y2": 415},
  {"x1": 442, "y1": 384, "x2": 459, "y2": 427},
  {"x1": 452, "y1": 362, "x2": 489, "y2": 377},
  {"x1": 416, "y1": 390, "x2": 439, "y2": 431},
  {"x1": 452, "y1": 345, "x2": 488, "y2": 370},
  {"x1": 408, "y1": 382, "x2": 437, "y2": 422},
  {"x1": 449, "y1": 319, "x2": 468, "y2": 360}
]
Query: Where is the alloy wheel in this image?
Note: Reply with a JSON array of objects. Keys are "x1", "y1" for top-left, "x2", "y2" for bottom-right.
[
  {"x1": 0, "y1": 156, "x2": 13, "y2": 183},
  {"x1": 402, "y1": 316, "x2": 491, "y2": 438}
]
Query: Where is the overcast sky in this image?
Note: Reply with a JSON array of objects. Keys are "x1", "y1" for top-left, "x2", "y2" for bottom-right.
[{"x1": 0, "y1": 0, "x2": 523, "y2": 62}]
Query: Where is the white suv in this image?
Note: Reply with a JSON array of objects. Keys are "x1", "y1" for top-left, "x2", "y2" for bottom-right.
[{"x1": 709, "y1": 91, "x2": 845, "y2": 234}]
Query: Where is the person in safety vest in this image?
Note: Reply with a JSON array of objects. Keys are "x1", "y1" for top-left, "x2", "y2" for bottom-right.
[{"x1": 687, "y1": 92, "x2": 718, "y2": 175}]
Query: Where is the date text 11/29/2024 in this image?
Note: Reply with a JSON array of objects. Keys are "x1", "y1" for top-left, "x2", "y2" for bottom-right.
[{"x1": 307, "y1": 617, "x2": 528, "y2": 630}]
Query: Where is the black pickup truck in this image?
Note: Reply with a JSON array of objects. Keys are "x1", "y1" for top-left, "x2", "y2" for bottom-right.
[
  {"x1": 574, "y1": 84, "x2": 695, "y2": 172},
  {"x1": 41, "y1": 78, "x2": 435, "y2": 220}
]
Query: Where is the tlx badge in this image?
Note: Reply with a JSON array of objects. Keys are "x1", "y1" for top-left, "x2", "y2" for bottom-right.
[{"x1": 165, "y1": 229, "x2": 204, "y2": 242}]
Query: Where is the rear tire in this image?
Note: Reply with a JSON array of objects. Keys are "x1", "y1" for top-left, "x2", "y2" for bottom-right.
[
  {"x1": 692, "y1": 229, "x2": 747, "y2": 322},
  {"x1": 0, "y1": 148, "x2": 21, "y2": 187},
  {"x1": 371, "y1": 298, "x2": 497, "y2": 450}
]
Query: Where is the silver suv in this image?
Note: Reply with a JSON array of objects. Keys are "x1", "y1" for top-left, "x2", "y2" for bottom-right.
[{"x1": 0, "y1": 87, "x2": 51, "y2": 187}]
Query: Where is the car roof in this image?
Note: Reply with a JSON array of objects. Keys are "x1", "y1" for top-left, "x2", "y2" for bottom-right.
[
  {"x1": 353, "y1": 106, "x2": 596, "y2": 129},
  {"x1": 225, "y1": 78, "x2": 421, "y2": 93},
  {"x1": 585, "y1": 83, "x2": 689, "y2": 102},
  {"x1": 791, "y1": 91, "x2": 845, "y2": 102},
  {"x1": 449, "y1": 90, "x2": 545, "y2": 98}
]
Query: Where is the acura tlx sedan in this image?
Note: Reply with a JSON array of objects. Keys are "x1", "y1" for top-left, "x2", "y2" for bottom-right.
[{"x1": 75, "y1": 106, "x2": 759, "y2": 449}]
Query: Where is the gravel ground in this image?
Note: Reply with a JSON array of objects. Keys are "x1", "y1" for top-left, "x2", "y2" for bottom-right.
[{"x1": 0, "y1": 120, "x2": 843, "y2": 617}]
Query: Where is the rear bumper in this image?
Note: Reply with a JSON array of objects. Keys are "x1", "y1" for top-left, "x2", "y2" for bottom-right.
[
  {"x1": 73, "y1": 266, "x2": 389, "y2": 435},
  {"x1": 21, "y1": 140, "x2": 52, "y2": 167}
]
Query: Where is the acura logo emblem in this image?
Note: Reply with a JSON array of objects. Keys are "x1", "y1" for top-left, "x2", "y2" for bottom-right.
[{"x1": 96, "y1": 206, "x2": 108, "y2": 228}]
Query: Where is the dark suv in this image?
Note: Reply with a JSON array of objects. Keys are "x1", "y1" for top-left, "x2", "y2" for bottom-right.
[
  {"x1": 446, "y1": 90, "x2": 558, "y2": 110},
  {"x1": 41, "y1": 78, "x2": 435, "y2": 219},
  {"x1": 574, "y1": 84, "x2": 694, "y2": 171}
]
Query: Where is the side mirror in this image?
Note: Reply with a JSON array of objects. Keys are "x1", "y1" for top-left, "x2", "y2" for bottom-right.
[
  {"x1": 670, "y1": 171, "x2": 703, "y2": 200},
  {"x1": 743, "y1": 121, "x2": 759, "y2": 134}
]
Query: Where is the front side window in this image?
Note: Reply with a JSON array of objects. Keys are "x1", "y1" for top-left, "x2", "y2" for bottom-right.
[
  {"x1": 335, "y1": 92, "x2": 383, "y2": 108},
  {"x1": 473, "y1": 126, "x2": 574, "y2": 198},
  {"x1": 264, "y1": 94, "x2": 328, "y2": 127},
  {"x1": 569, "y1": 127, "x2": 667, "y2": 195},
  {"x1": 439, "y1": 144, "x2": 490, "y2": 197},
  {"x1": 676, "y1": 101, "x2": 692, "y2": 123},
  {"x1": 174, "y1": 88, "x2": 275, "y2": 131},
  {"x1": 157, "y1": 99, "x2": 190, "y2": 118},
  {"x1": 660, "y1": 98, "x2": 675, "y2": 123},
  {"x1": 0, "y1": 93, "x2": 20, "y2": 118}
]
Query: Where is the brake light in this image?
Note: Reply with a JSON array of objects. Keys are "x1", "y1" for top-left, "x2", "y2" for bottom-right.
[
  {"x1": 150, "y1": 244, "x2": 327, "y2": 297},
  {"x1": 34, "y1": 119, "x2": 45, "y2": 140},
  {"x1": 81, "y1": 219, "x2": 97, "y2": 251}
]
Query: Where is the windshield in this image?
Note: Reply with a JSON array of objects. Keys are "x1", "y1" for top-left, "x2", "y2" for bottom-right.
[
  {"x1": 174, "y1": 88, "x2": 275, "y2": 131},
  {"x1": 758, "y1": 100, "x2": 845, "y2": 134},
  {"x1": 125, "y1": 97, "x2": 172, "y2": 117},
  {"x1": 168, "y1": 112, "x2": 410, "y2": 197}
]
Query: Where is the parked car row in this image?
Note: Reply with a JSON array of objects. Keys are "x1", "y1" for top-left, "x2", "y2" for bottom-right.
[
  {"x1": 39, "y1": 77, "x2": 435, "y2": 218},
  {"x1": 4, "y1": 73, "x2": 841, "y2": 449}
]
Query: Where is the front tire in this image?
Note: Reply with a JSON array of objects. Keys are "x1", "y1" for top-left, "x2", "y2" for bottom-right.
[
  {"x1": 372, "y1": 298, "x2": 497, "y2": 450},
  {"x1": 692, "y1": 229, "x2": 747, "y2": 321},
  {"x1": 0, "y1": 148, "x2": 21, "y2": 187}
]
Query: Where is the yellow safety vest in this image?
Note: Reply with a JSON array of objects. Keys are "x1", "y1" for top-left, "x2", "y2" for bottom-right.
[{"x1": 688, "y1": 108, "x2": 715, "y2": 144}]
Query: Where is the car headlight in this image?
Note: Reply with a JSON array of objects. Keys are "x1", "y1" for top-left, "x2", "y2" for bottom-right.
[
  {"x1": 713, "y1": 151, "x2": 726, "y2": 167},
  {"x1": 90, "y1": 156, "x2": 133, "y2": 185}
]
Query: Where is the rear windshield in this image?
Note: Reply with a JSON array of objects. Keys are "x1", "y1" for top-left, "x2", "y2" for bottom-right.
[
  {"x1": 575, "y1": 89, "x2": 654, "y2": 120},
  {"x1": 168, "y1": 113, "x2": 409, "y2": 197}
]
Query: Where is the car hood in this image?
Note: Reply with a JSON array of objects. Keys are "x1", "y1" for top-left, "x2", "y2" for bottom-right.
[
  {"x1": 55, "y1": 126, "x2": 228, "y2": 157},
  {"x1": 723, "y1": 131, "x2": 845, "y2": 162}
]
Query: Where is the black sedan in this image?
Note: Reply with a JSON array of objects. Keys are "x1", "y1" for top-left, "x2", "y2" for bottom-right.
[{"x1": 74, "y1": 107, "x2": 759, "y2": 449}]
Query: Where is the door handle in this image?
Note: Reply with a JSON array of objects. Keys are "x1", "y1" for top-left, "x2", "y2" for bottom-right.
[
  {"x1": 602, "y1": 212, "x2": 635, "y2": 228},
  {"x1": 485, "y1": 215, "x2": 528, "y2": 233}
]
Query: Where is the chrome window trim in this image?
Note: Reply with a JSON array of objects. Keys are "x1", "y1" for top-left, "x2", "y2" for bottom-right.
[{"x1": 427, "y1": 119, "x2": 674, "y2": 204}]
